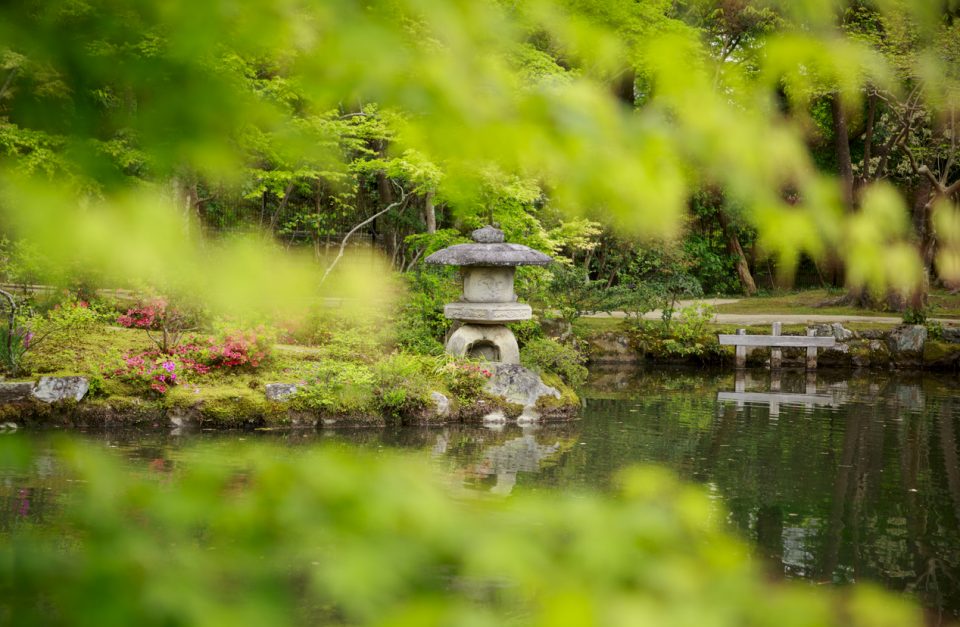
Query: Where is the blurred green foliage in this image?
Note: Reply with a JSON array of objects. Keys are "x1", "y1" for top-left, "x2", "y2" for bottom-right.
[
  {"x1": 0, "y1": 438, "x2": 923, "y2": 627},
  {"x1": 0, "y1": 0, "x2": 958, "y2": 306}
]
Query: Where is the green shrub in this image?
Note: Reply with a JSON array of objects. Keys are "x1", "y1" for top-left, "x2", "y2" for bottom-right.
[
  {"x1": 320, "y1": 327, "x2": 386, "y2": 363},
  {"x1": 903, "y1": 306, "x2": 927, "y2": 325},
  {"x1": 627, "y1": 302, "x2": 723, "y2": 361},
  {"x1": 508, "y1": 318, "x2": 544, "y2": 348},
  {"x1": 295, "y1": 361, "x2": 376, "y2": 413},
  {"x1": 672, "y1": 303, "x2": 716, "y2": 342},
  {"x1": 520, "y1": 337, "x2": 588, "y2": 387},
  {"x1": 393, "y1": 270, "x2": 459, "y2": 355},
  {"x1": 543, "y1": 264, "x2": 618, "y2": 325},
  {"x1": 372, "y1": 353, "x2": 435, "y2": 419},
  {"x1": 1, "y1": 297, "x2": 104, "y2": 376},
  {"x1": 438, "y1": 359, "x2": 494, "y2": 404},
  {"x1": 278, "y1": 309, "x2": 389, "y2": 356}
]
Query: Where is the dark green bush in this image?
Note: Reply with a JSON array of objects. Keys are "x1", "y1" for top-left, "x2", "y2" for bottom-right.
[{"x1": 393, "y1": 270, "x2": 459, "y2": 355}]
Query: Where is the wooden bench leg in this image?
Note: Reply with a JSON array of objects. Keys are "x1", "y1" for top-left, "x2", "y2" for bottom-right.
[
  {"x1": 770, "y1": 322, "x2": 782, "y2": 370},
  {"x1": 735, "y1": 329, "x2": 746, "y2": 368},
  {"x1": 806, "y1": 328, "x2": 818, "y2": 369}
]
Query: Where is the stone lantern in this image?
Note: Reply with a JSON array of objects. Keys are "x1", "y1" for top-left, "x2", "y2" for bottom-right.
[{"x1": 425, "y1": 226, "x2": 551, "y2": 364}]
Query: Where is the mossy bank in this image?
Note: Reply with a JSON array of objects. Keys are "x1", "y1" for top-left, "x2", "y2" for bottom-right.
[
  {"x1": 0, "y1": 325, "x2": 580, "y2": 430},
  {"x1": 575, "y1": 318, "x2": 960, "y2": 371}
]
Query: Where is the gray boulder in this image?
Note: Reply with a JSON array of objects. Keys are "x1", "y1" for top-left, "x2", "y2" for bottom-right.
[
  {"x1": 0, "y1": 382, "x2": 35, "y2": 402},
  {"x1": 429, "y1": 391, "x2": 451, "y2": 418},
  {"x1": 32, "y1": 377, "x2": 89, "y2": 403},
  {"x1": 812, "y1": 323, "x2": 854, "y2": 341},
  {"x1": 485, "y1": 364, "x2": 560, "y2": 408},
  {"x1": 888, "y1": 325, "x2": 927, "y2": 354},
  {"x1": 265, "y1": 383, "x2": 298, "y2": 402},
  {"x1": 943, "y1": 326, "x2": 960, "y2": 344},
  {"x1": 586, "y1": 332, "x2": 640, "y2": 364},
  {"x1": 830, "y1": 323, "x2": 855, "y2": 341}
]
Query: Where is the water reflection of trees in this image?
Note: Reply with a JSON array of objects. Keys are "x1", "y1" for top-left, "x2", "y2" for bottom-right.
[
  {"x1": 2, "y1": 369, "x2": 959, "y2": 618},
  {"x1": 577, "y1": 369, "x2": 960, "y2": 619}
]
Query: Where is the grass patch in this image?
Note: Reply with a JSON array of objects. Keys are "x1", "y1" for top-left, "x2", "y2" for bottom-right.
[{"x1": 714, "y1": 288, "x2": 960, "y2": 319}]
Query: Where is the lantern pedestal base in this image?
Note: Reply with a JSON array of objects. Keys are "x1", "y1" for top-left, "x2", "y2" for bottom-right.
[{"x1": 445, "y1": 324, "x2": 520, "y2": 365}]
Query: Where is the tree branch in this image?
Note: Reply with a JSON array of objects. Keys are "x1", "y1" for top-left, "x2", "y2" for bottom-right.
[
  {"x1": 941, "y1": 108, "x2": 956, "y2": 187},
  {"x1": 916, "y1": 164, "x2": 944, "y2": 192},
  {"x1": 0, "y1": 68, "x2": 18, "y2": 101},
  {"x1": 268, "y1": 181, "x2": 297, "y2": 231},
  {"x1": 319, "y1": 184, "x2": 409, "y2": 285}
]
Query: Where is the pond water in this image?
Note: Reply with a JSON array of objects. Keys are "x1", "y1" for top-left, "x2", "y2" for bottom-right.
[{"x1": 3, "y1": 366, "x2": 960, "y2": 621}]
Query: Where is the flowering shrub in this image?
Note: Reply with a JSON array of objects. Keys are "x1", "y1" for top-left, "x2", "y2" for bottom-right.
[
  {"x1": 108, "y1": 328, "x2": 274, "y2": 394},
  {"x1": 456, "y1": 362, "x2": 493, "y2": 379},
  {"x1": 117, "y1": 301, "x2": 162, "y2": 329},
  {"x1": 117, "y1": 298, "x2": 194, "y2": 354},
  {"x1": 441, "y1": 359, "x2": 494, "y2": 402},
  {"x1": 113, "y1": 353, "x2": 182, "y2": 395},
  {"x1": 201, "y1": 329, "x2": 272, "y2": 370}
]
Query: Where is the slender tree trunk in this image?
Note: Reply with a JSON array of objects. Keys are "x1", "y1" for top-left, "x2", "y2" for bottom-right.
[
  {"x1": 170, "y1": 177, "x2": 198, "y2": 234},
  {"x1": 716, "y1": 209, "x2": 757, "y2": 296},
  {"x1": 832, "y1": 94, "x2": 855, "y2": 209},
  {"x1": 908, "y1": 178, "x2": 936, "y2": 310},
  {"x1": 424, "y1": 190, "x2": 436, "y2": 234},
  {"x1": 858, "y1": 92, "x2": 877, "y2": 190}
]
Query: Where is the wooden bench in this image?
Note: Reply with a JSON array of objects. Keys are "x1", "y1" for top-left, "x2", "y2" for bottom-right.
[{"x1": 718, "y1": 323, "x2": 836, "y2": 369}]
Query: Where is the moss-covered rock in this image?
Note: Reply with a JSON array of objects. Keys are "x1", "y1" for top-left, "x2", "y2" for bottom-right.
[
  {"x1": 585, "y1": 331, "x2": 641, "y2": 364},
  {"x1": 534, "y1": 372, "x2": 580, "y2": 420},
  {"x1": 923, "y1": 340, "x2": 960, "y2": 369}
]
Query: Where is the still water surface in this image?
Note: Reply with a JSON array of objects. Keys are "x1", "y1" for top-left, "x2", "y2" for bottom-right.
[{"x1": 5, "y1": 367, "x2": 960, "y2": 620}]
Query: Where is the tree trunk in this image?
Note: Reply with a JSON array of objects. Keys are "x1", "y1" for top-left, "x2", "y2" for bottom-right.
[
  {"x1": 424, "y1": 190, "x2": 436, "y2": 234},
  {"x1": 831, "y1": 94, "x2": 855, "y2": 209},
  {"x1": 716, "y1": 209, "x2": 757, "y2": 295},
  {"x1": 170, "y1": 177, "x2": 198, "y2": 234}
]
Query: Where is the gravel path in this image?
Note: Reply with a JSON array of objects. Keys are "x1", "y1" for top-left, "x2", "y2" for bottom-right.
[{"x1": 583, "y1": 299, "x2": 960, "y2": 327}]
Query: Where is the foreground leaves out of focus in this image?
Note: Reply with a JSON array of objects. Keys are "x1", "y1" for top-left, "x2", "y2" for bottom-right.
[
  {"x1": 0, "y1": 438, "x2": 920, "y2": 627},
  {"x1": 2, "y1": 0, "x2": 960, "y2": 306}
]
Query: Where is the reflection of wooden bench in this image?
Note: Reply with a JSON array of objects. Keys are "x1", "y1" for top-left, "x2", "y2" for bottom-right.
[{"x1": 718, "y1": 323, "x2": 837, "y2": 369}]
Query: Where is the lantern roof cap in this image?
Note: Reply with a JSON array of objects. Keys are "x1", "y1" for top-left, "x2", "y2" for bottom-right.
[{"x1": 424, "y1": 226, "x2": 552, "y2": 267}]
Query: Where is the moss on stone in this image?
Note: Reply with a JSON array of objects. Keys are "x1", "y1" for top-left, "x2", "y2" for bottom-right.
[
  {"x1": 923, "y1": 340, "x2": 960, "y2": 368},
  {"x1": 535, "y1": 372, "x2": 580, "y2": 420}
]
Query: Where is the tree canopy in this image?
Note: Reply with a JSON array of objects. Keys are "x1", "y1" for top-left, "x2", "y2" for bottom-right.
[{"x1": 0, "y1": 0, "x2": 959, "y2": 307}]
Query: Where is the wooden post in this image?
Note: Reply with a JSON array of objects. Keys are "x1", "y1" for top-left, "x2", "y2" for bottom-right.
[
  {"x1": 735, "y1": 329, "x2": 746, "y2": 369},
  {"x1": 770, "y1": 322, "x2": 782, "y2": 370},
  {"x1": 806, "y1": 328, "x2": 818, "y2": 370}
]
